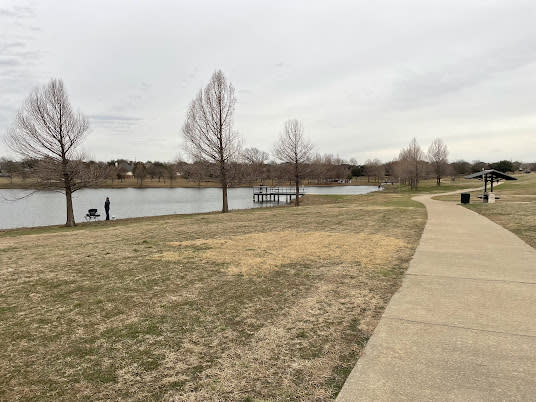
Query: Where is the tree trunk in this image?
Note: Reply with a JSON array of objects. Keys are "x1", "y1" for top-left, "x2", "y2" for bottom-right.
[
  {"x1": 294, "y1": 163, "x2": 300, "y2": 207},
  {"x1": 62, "y1": 157, "x2": 76, "y2": 227},
  {"x1": 221, "y1": 163, "x2": 229, "y2": 213},
  {"x1": 65, "y1": 186, "x2": 75, "y2": 227},
  {"x1": 222, "y1": 185, "x2": 228, "y2": 213}
]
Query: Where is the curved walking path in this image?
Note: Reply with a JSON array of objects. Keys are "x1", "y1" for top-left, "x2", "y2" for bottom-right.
[{"x1": 338, "y1": 191, "x2": 536, "y2": 401}]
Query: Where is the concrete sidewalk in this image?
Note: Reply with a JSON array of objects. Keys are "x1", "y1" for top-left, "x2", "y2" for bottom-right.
[{"x1": 337, "y1": 194, "x2": 536, "y2": 401}]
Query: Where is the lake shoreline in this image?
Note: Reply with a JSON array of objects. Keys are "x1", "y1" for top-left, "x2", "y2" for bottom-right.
[
  {"x1": 0, "y1": 192, "x2": 359, "y2": 236},
  {"x1": 0, "y1": 205, "x2": 254, "y2": 237},
  {"x1": 0, "y1": 187, "x2": 380, "y2": 231}
]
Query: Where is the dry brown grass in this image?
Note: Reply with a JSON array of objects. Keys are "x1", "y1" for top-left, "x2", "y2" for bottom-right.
[
  {"x1": 157, "y1": 231, "x2": 407, "y2": 275},
  {"x1": 0, "y1": 193, "x2": 425, "y2": 400}
]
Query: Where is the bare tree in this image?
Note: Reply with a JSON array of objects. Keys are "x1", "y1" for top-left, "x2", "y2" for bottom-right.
[
  {"x1": 133, "y1": 162, "x2": 146, "y2": 186},
  {"x1": 364, "y1": 158, "x2": 384, "y2": 183},
  {"x1": 4, "y1": 78, "x2": 102, "y2": 226},
  {"x1": 398, "y1": 138, "x2": 425, "y2": 190},
  {"x1": 242, "y1": 147, "x2": 269, "y2": 184},
  {"x1": 0, "y1": 158, "x2": 19, "y2": 184},
  {"x1": 166, "y1": 161, "x2": 179, "y2": 187},
  {"x1": 182, "y1": 70, "x2": 241, "y2": 212},
  {"x1": 427, "y1": 138, "x2": 449, "y2": 186},
  {"x1": 242, "y1": 147, "x2": 269, "y2": 166},
  {"x1": 273, "y1": 119, "x2": 313, "y2": 206}
]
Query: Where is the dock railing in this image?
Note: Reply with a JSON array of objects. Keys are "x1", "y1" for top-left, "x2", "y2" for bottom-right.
[{"x1": 253, "y1": 186, "x2": 305, "y2": 203}]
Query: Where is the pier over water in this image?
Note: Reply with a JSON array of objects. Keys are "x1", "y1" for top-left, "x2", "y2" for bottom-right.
[{"x1": 253, "y1": 186, "x2": 305, "y2": 203}]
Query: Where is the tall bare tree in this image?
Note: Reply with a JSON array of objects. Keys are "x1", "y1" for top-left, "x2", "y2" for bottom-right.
[
  {"x1": 182, "y1": 70, "x2": 240, "y2": 212},
  {"x1": 4, "y1": 78, "x2": 102, "y2": 226},
  {"x1": 427, "y1": 138, "x2": 449, "y2": 186},
  {"x1": 398, "y1": 138, "x2": 424, "y2": 190},
  {"x1": 274, "y1": 119, "x2": 313, "y2": 206}
]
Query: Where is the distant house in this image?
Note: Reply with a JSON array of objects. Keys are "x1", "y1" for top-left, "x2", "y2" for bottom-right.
[{"x1": 117, "y1": 161, "x2": 134, "y2": 174}]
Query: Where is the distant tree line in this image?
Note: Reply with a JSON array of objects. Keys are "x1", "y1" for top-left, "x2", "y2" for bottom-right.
[
  {"x1": 0, "y1": 156, "x2": 354, "y2": 186},
  {"x1": 3, "y1": 154, "x2": 531, "y2": 190}
]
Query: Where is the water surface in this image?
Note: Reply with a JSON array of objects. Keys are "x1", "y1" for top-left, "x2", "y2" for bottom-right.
[{"x1": 0, "y1": 185, "x2": 378, "y2": 229}]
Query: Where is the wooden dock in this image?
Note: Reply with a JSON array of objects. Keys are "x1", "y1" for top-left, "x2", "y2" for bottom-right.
[{"x1": 253, "y1": 186, "x2": 305, "y2": 203}]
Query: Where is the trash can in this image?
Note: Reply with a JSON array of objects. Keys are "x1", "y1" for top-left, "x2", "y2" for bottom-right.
[{"x1": 460, "y1": 193, "x2": 470, "y2": 204}]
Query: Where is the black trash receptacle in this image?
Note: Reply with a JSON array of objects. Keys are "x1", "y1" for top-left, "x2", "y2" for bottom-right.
[{"x1": 461, "y1": 193, "x2": 470, "y2": 204}]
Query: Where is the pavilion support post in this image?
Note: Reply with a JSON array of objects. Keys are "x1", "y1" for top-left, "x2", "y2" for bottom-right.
[{"x1": 483, "y1": 174, "x2": 487, "y2": 203}]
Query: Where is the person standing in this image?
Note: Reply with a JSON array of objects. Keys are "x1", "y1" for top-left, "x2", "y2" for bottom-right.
[{"x1": 104, "y1": 197, "x2": 110, "y2": 220}]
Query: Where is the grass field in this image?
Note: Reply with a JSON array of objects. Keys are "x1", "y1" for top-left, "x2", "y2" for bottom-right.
[
  {"x1": 380, "y1": 176, "x2": 478, "y2": 194},
  {"x1": 434, "y1": 173, "x2": 536, "y2": 249},
  {"x1": 0, "y1": 192, "x2": 425, "y2": 400}
]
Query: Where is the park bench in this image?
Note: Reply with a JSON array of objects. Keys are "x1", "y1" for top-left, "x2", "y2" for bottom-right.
[{"x1": 85, "y1": 209, "x2": 100, "y2": 221}]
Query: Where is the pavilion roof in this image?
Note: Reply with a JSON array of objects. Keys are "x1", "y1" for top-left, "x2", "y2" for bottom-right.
[{"x1": 464, "y1": 169, "x2": 517, "y2": 181}]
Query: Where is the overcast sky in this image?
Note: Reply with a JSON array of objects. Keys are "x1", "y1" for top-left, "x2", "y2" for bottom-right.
[{"x1": 1, "y1": 0, "x2": 535, "y2": 163}]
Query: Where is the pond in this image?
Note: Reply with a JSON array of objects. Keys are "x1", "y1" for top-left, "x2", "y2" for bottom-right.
[{"x1": 0, "y1": 185, "x2": 378, "y2": 229}]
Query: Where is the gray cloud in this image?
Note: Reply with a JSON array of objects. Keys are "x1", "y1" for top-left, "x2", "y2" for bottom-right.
[
  {"x1": 0, "y1": 3, "x2": 34, "y2": 19},
  {"x1": 0, "y1": 41, "x2": 26, "y2": 51},
  {"x1": 88, "y1": 114, "x2": 143, "y2": 122},
  {"x1": 88, "y1": 115, "x2": 143, "y2": 134},
  {"x1": 0, "y1": 1, "x2": 40, "y2": 138},
  {"x1": 389, "y1": 39, "x2": 536, "y2": 110},
  {"x1": 0, "y1": 58, "x2": 21, "y2": 66}
]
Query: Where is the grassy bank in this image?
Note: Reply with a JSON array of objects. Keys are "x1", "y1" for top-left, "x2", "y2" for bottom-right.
[
  {"x1": 435, "y1": 173, "x2": 536, "y2": 249},
  {"x1": 0, "y1": 192, "x2": 425, "y2": 400}
]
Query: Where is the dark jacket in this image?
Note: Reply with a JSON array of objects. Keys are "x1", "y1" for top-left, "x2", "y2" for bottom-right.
[{"x1": 105, "y1": 200, "x2": 110, "y2": 211}]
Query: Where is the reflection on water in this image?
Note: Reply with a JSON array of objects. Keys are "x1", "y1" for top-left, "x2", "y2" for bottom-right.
[{"x1": 0, "y1": 186, "x2": 378, "y2": 229}]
